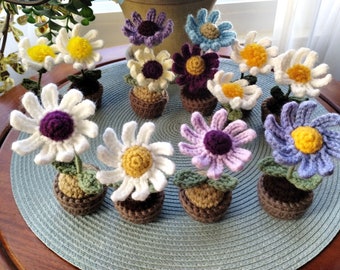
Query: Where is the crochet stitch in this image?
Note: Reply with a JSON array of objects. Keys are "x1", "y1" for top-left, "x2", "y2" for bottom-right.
[
  {"x1": 122, "y1": 8, "x2": 174, "y2": 48},
  {"x1": 264, "y1": 100, "x2": 340, "y2": 179}
]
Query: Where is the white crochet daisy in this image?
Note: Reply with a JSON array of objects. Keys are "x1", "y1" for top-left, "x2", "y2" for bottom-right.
[
  {"x1": 18, "y1": 37, "x2": 58, "y2": 72},
  {"x1": 207, "y1": 70, "x2": 262, "y2": 110},
  {"x1": 10, "y1": 83, "x2": 98, "y2": 165},
  {"x1": 231, "y1": 31, "x2": 278, "y2": 76},
  {"x1": 55, "y1": 23, "x2": 104, "y2": 70},
  {"x1": 127, "y1": 47, "x2": 175, "y2": 91},
  {"x1": 273, "y1": 47, "x2": 332, "y2": 98},
  {"x1": 96, "y1": 121, "x2": 175, "y2": 202}
]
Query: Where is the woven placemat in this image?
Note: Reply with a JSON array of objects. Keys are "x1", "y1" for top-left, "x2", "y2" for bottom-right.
[{"x1": 11, "y1": 59, "x2": 340, "y2": 270}]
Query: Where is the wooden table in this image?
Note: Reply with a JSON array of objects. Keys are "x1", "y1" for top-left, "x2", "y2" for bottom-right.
[{"x1": 0, "y1": 45, "x2": 339, "y2": 270}]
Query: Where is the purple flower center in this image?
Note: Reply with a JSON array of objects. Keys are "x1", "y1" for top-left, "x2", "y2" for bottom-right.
[
  {"x1": 137, "y1": 21, "x2": 160, "y2": 37},
  {"x1": 39, "y1": 110, "x2": 74, "y2": 141},
  {"x1": 142, "y1": 60, "x2": 163, "y2": 79},
  {"x1": 203, "y1": 130, "x2": 232, "y2": 155}
]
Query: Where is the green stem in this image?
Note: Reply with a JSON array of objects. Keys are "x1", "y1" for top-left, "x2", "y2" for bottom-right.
[
  {"x1": 287, "y1": 166, "x2": 295, "y2": 180},
  {"x1": 37, "y1": 70, "x2": 43, "y2": 96},
  {"x1": 285, "y1": 85, "x2": 292, "y2": 98},
  {"x1": 74, "y1": 154, "x2": 83, "y2": 174},
  {"x1": 240, "y1": 72, "x2": 244, "y2": 79}
]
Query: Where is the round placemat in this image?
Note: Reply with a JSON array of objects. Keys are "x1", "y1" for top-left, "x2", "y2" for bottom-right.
[{"x1": 11, "y1": 59, "x2": 340, "y2": 270}]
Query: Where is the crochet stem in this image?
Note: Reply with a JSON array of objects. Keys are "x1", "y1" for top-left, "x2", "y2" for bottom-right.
[
  {"x1": 240, "y1": 72, "x2": 244, "y2": 79},
  {"x1": 37, "y1": 70, "x2": 43, "y2": 96},
  {"x1": 285, "y1": 85, "x2": 291, "y2": 98},
  {"x1": 74, "y1": 153, "x2": 83, "y2": 174},
  {"x1": 287, "y1": 165, "x2": 295, "y2": 180}
]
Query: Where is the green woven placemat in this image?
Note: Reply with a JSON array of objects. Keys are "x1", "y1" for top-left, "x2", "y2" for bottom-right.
[{"x1": 11, "y1": 59, "x2": 340, "y2": 270}]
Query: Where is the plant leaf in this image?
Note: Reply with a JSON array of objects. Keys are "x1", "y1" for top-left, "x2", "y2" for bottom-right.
[
  {"x1": 173, "y1": 170, "x2": 207, "y2": 189},
  {"x1": 258, "y1": 156, "x2": 288, "y2": 178},
  {"x1": 207, "y1": 174, "x2": 238, "y2": 192}
]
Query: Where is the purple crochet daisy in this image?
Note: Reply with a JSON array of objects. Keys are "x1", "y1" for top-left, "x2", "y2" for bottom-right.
[
  {"x1": 179, "y1": 108, "x2": 257, "y2": 179},
  {"x1": 264, "y1": 100, "x2": 340, "y2": 178},
  {"x1": 172, "y1": 43, "x2": 219, "y2": 92},
  {"x1": 122, "y1": 8, "x2": 174, "y2": 47}
]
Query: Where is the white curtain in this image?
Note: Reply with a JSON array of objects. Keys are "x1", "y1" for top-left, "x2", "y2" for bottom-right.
[{"x1": 272, "y1": 0, "x2": 340, "y2": 80}]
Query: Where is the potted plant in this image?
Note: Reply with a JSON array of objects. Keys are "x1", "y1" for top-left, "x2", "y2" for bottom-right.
[
  {"x1": 261, "y1": 47, "x2": 332, "y2": 123},
  {"x1": 173, "y1": 108, "x2": 257, "y2": 222},
  {"x1": 55, "y1": 23, "x2": 104, "y2": 108},
  {"x1": 172, "y1": 43, "x2": 219, "y2": 116},
  {"x1": 96, "y1": 120, "x2": 175, "y2": 223},
  {"x1": 9, "y1": 83, "x2": 106, "y2": 215},
  {"x1": 258, "y1": 100, "x2": 340, "y2": 219}
]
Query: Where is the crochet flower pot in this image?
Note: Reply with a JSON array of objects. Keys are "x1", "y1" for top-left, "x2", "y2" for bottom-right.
[
  {"x1": 180, "y1": 86, "x2": 217, "y2": 116},
  {"x1": 114, "y1": 191, "x2": 165, "y2": 224},
  {"x1": 261, "y1": 96, "x2": 284, "y2": 124},
  {"x1": 257, "y1": 174, "x2": 313, "y2": 219},
  {"x1": 258, "y1": 100, "x2": 340, "y2": 219},
  {"x1": 53, "y1": 166, "x2": 107, "y2": 216},
  {"x1": 96, "y1": 121, "x2": 175, "y2": 224},
  {"x1": 129, "y1": 86, "x2": 168, "y2": 119},
  {"x1": 70, "y1": 80, "x2": 103, "y2": 109},
  {"x1": 174, "y1": 109, "x2": 257, "y2": 222},
  {"x1": 176, "y1": 177, "x2": 233, "y2": 223}
]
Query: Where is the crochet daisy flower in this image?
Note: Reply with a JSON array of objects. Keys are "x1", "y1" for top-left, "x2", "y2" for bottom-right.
[
  {"x1": 172, "y1": 43, "x2": 219, "y2": 92},
  {"x1": 55, "y1": 23, "x2": 104, "y2": 70},
  {"x1": 179, "y1": 108, "x2": 257, "y2": 179},
  {"x1": 122, "y1": 8, "x2": 174, "y2": 48},
  {"x1": 18, "y1": 37, "x2": 58, "y2": 72},
  {"x1": 207, "y1": 70, "x2": 262, "y2": 110},
  {"x1": 231, "y1": 31, "x2": 278, "y2": 76},
  {"x1": 96, "y1": 121, "x2": 175, "y2": 202},
  {"x1": 127, "y1": 47, "x2": 175, "y2": 91},
  {"x1": 273, "y1": 48, "x2": 332, "y2": 98},
  {"x1": 264, "y1": 100, "x2": 340, "y2": 179},
  {"x1": 185, "y1": 8, "x2": 236, "y2": 52},
  {"x1": 10, "y1": 83, "x2": 98, "y2": 165}
]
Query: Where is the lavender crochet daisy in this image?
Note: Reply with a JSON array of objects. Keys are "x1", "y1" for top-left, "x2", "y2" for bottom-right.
[{"x1": 122, "y1": 8, "x2": 174, "y2": 48}]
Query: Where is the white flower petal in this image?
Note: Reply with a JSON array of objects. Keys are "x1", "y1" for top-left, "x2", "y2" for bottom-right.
[
  {"x1": 148, "y1": 142, "x2": 174, "y2": 156},
  {"x1": 111, "y1": 179, "x2": 135, "y2": 202},
  {"x1": 34, "y1": 143, "x2": 56, "y2": 165},
  {"x1": 103, "y1": 128, "x2": 124, "y2": 153},
  {"x1": 136, "y1": 122, "x2": 155, "y2": 145},
  {"x1": 96, "y1": 169, "x2": 124, "y2": 185},
  {"x1": 21, "y1": 92, "x2": 44, "y2": 120},
  {"x1": 11, "y1": 133, "x2": 43, "y2": 156},
  {"x1": 41, "y1": 83, "x2": 59, "y2": 111},
  {"x1": 97, "y1": 145, "x2": 121, "y2": 166},
  {"x1": 121, "y1": 121, "x2": 137, "y2": 146},
  {"x1": 131, "y1": 178, "x2": 150, "y2": 201},
  {"x1": 154, "y1": 156, "x2": 175, "y2": 175},
  {"x1": 149, "y1": 169, "x2": 168, "y2": 192},
  {"x1": 10, "y1": 110, "x2": 38, "y2": 134}
]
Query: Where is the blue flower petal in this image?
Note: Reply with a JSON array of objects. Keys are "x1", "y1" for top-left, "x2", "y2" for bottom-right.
[
  {"x1": 207, "y1": 10, "x2": 220, "y2": 23},
  {"x1": 280, "y1": 101, "x2": 298, "y2": 131},
  {"x1": 294, "y1": 100, "x2": 317, "y2": 127},
  {"x1": 197, "y1": 8, "x2": 208, "y2": 24},
  {"x1": 316, "y1": 149, "x2": 334, "y2": 177},
  {"x1": 298, "y1": 155, "x2": 317, "y2": 178},
  {"x1": 218, "y1": 22, "x2": 233, "y2": 31},
  {"x1": 311, "y1": 113, "x2": 340, "y2": 130}
]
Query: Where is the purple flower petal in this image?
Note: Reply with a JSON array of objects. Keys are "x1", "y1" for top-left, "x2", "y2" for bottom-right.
[
  {"x1": 210, "y1": 109, "x2": 227, "y2": 130},
  {"x1": 180, "y1": 124, "x2": 201, "y2": 143},
  {"x1": 294, "y1": 100, "x2": 317, "y2": 127},
  {"x1": 311, "y1": 113, "x2": 340, "y2": 130},
  {"x1": 191, "y1": 111, "x2": 210, "y2": 134},
  {"x1": 192, "y1": 152, "x2": 212, "y2": 169},
  {"x1": 223, "y1": 119, "x2": 248, "y2": 137},
  {"x1": 178, "y1": 142, "x2": 204, "y2": 156},
  {"x1": 233, "y1": 129, "x2": 257, "y2": 146},
  {"x1": 280, "y1": 101, "x2": 298, "y2": 131},
  {"x1": 206, "y1": 157, "x2": 224, "y2": 179},
  {"x1": 297, "y1": 155, "x2": 317, "y2": 178},
  {"x1": 316, "y1": 149, "x2": 334, "y2": 177}
]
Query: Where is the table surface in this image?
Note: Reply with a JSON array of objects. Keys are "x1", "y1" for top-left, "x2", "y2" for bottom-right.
[{"x1": 1, "y1": 45, "x2": 340, "y2": 270}]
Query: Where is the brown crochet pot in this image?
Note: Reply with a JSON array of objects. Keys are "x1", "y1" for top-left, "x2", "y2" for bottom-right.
[
  {"x1": 53, "y1": 175, "x2": 107, "y2": 216},
  {"x1": 70, "y1": 82, "x2": 104, "y2": 109},
  {"x1": 180, "y1": 90, "x2": 217, "y2": 116},
  {"x1": 261, "y1": 97, "x2": 285, "y2": 124},
  {"x1": 179, "y1": 188, "x2": 232, "y2": 223},
  {"x1": 129, "y1": 89, "x2": 168, "y2": 119},
  {"x1": 257, "y1": 174, "x2": 314, "y2": 219},
  {"x1": 114, "y1": 191, "x2": 165, "y2": 224}
]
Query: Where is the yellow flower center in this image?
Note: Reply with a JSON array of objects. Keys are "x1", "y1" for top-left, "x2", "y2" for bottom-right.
[
  {"x1": 27, "y1": 44, "x2": 56, "y2": 63},
  {"x1": 200, "y1": 22, "x2": 220, "y2": 39},
  {"x1": 121, "y1": 145, "x2": 153, "y2": 178},
  {"x1": 185, "y1": 56, "x2": 206, "y2": 76},
  {"x1": 240, "y1": 43, "x2": 268, "y2": 67},
  {"x1": 291, "y1": 126, "x2": 323, "y2": 154},
  {"x1": 67, "y1": 36, "x2": 93, "y2": 60},
  {"x1": 222, "y1": 83, "x2": 244, "y2": 98},
  {"x1": 287, "y1": 64, "x2": 311, "y2": 84}
]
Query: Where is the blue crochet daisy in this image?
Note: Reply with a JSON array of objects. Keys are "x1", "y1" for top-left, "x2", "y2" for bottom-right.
[
  {"x1": 264, "y1": 100, "x2": 340, "y2": 179},
  {"x1": 185, "y1": 8, "x2": 236, "y2": 52}
]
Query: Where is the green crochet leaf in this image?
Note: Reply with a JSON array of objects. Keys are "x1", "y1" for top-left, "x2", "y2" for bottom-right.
[
  {"x1": 52, "y1": 161, "x2": 77, "y2": 175},
  {"x1": 288, "y1": 173, "x2": 323, "y2": 191},
  {"x1": 206, "y1": 174, "x2": 238, "y2": 192},
  {"x1": 77, "y1": 169, "x2": 104, "y2": 195},
  {"x1": 173, "y1": 169, "x2": 207, "y2": 189},
  {"x1": 258, "y1": 157, "x2": 288, "y2": 178},
  {"x1": 222, "y1": 104, "x2": 243, "y2": 121}
]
